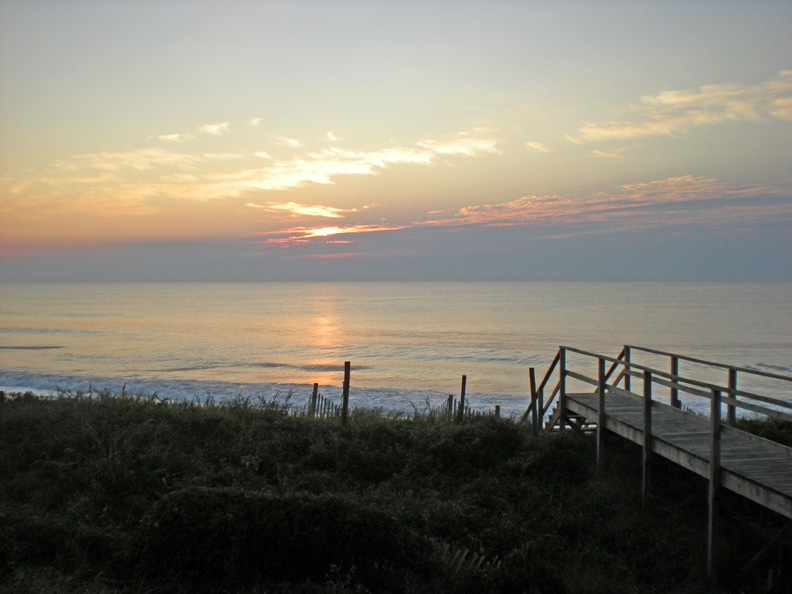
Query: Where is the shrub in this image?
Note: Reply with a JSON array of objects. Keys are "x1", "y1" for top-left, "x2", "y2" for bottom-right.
[{"x1": 135, "y1": 487, "x2": 434, "y2": 592}]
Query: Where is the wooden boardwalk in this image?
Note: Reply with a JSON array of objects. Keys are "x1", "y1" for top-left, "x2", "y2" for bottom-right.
[
  {"x1": 565, "y1": 389, "x2": 792, "y2": 519},
  {"x1": 524, "y1": 345, "x2": 792, "y2": 580}
]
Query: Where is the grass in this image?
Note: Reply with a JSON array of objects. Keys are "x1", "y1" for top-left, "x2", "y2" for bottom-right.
[{"x1": 1, "y1": 391, "x2": 789, "y2": 593}]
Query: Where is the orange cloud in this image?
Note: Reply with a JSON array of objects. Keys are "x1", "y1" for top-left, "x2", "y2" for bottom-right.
[
  {"x1": 421, "y1": 175, "x2": 792, "y2": 230},
  {"x1": 246, "y1": 201, "x2": 358, "y2": 218},
  {"x1": 253, "y1": 224, "x2": 407, "y2": 247}
]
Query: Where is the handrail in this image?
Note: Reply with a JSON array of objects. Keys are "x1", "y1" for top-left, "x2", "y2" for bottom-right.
[
  {"x1": 622, "y1": 368, "x2": 792, "y2": 411},
  {"x1": 625, "y1": 345, "x2": 792, "y2": 383},
  {"x1": 521, "y1": 351, "x2": 560, "y2": 424},
  {"x1": 561, "y1": 345, "x2": 792, "y2": 414}
]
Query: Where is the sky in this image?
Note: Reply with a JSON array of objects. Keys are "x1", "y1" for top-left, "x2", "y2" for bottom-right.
[{"x1": 1, "y1": 0, "x2": 791, "y2": 281}]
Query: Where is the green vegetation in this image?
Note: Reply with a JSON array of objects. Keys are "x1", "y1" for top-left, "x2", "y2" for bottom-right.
[{"x1": 0, "y1": 391, "x2": 788, "y2": 593}]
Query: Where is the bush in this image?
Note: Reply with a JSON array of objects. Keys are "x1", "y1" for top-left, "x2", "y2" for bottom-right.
[{"x1": 135, "y1": 487, "x2": 434, "y2": 592}]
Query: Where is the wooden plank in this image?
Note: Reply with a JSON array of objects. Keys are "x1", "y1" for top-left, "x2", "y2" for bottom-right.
[{"x1": 565, "y1": 385, "x2": 792, "y2": 520}]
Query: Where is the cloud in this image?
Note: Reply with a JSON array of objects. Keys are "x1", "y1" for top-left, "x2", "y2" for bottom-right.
[
  {"x1": 271, "y1": 136, "x2": 304, "y2": 149},
  {"x1": 417, "y1": 127, "x2": 500, "y2": 156},
  {"x1": 197, "y1": 122, "x2": 230, "y2": 135},
  {"x1": 326, "y1": 131, "x2": 340, "y2": 142},
  {"x1": 206, "y1": 128, "x2": 500, "y2": 192},
  {"x1": 420, "y1": 175, "x2": 792, "y2": 231},
  {"x1": 244, "y1": 174, "x2": 792, "y2": 252},
  {"x1": 591, "y1": 148, "x2": 629, "y2": 160},
  {"x1": 571, "y1": 70, "x2": 792, "y2": 142},
  {"x1": 248, "y1": 117, "x2": 263, "y2": 126},
  {"x1": 156, "y1": 133, "x2": 193, "y2": 143},
  {"x1": 54, "y1": 148, "x2": 205, "y2": 173},
  {"x1": 246, "y1": 201, "x2": 358, "y2": 218},
  {"x1": 253, "y1": 224, "x2": 406, "y2": 245},
  {"x1": 525, "y1": 141, "x2": 552, "y2": 153}
]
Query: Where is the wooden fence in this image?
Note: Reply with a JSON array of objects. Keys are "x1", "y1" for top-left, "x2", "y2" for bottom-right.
[{"x1": 304, "y1": 368, "x2": 501, "y2": 424}]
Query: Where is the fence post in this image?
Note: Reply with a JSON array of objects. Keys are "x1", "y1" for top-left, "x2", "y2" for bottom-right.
[
  {"x1": 447, "y1": 395, "x2": 453, "y2": 423},
  {"x1": 310, "y1": 383, "x2": 318, "y2": 418},
  {"x1": 457, "y1": 375, "x2": 467, "y2": 424},
  {"x1": 642, "y1": 370, "x2": 653, "y2": 507},
  {"x1": 495, "y1": 405, "x2": 500, "y2": 417},
  {"x1": 670, "y1": 356, "x2": 680, "y2": 408},
  {"x1": 597, "y1": 357, "x2": 606, "y2": 469},
  {"x1": 341, "y1": 362, "x2": 350, "y2": 426},
  {"x1": 623, "y1": 346, "x2": 631, "y2": 392},
  {"x1": 708, "y1": 388, "x2": 722, "y2": 577},
  {"x1": 727, "y1": 369, "x2": 737, "y2": 427},
  {"x1": 559, "y1": 348, "x2": 567, "y2": 430}
]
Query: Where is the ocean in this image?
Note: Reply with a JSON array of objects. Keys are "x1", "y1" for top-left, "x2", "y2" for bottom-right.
[{"x1": 1, "y1": 282, "x2": 791, "y2": 416}]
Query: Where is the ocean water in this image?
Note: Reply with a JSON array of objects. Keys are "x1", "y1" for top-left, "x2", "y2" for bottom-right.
[{"x1": 1, "y1": 282, "x2": 791, "y2": 416}]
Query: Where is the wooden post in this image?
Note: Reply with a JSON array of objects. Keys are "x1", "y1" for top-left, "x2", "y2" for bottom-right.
[
  {"x1": 310, "y1": 383, "x2": 318, "y2": 418},
  {"x1": 447, "y1": 395, "x2": 453, "y2": 422},
  {"x1": 559, "y1": 348, "x2": 567, "y2": 430},
  {"x1": 623, "y1": 346, "x2": 631, "y2": 392},
  {"x1": 670, "y1": 356, "x2": 680, "y2": 408},
  {"x1": 727, "y1": 368, "x2": 737, "y2": 427},
  {"x1": 457, "y1": 375, "x2": 467, "y2": 424},
  {"x1": 708, "y1": 388, "x2": 722, "y2": 577},
  {"x1": 642, "y1": 370, "x2": 653, "y2": 507},
  {"x1": 597, "y1": 357, "x2": 606, "y2": 469},
  {"x1": 341, "y1": 361, "x2": 350, "y2": 426},
  {"x1": 529, "y1": 367, "x2": 539, "y2": 437},
  {"x1": 495, "y1": 405, "x2": 500, "y2": 417}
]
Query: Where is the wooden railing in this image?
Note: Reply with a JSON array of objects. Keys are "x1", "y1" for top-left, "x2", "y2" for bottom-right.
[
  {"x1": 523, "y1": 345, "x2": 792, "y2": 578},
  {"x1": 524, "y1": 345, "x2": 792, "y2": 432}
]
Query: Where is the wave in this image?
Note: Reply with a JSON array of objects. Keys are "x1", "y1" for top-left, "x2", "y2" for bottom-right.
[
  {"x1": 0, "y1": 370, "x2": 528, "y2": 416},
  {"x1": 0, "y1": 345, "x2": 64, "y2": 350}
]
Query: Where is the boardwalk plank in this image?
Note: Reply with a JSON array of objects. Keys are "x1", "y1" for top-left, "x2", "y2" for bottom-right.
[{"x1": 565, "y1": 390, "x2": 792, "y2": 519}]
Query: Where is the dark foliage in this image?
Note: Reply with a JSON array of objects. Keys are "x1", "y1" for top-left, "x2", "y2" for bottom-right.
[{"x1": 0, "y1": 392, "x2": 788, "y2": 593}]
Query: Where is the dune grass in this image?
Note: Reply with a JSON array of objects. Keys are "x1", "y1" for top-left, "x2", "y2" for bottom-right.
[{"x1": 0, "y1": 391, "x2": 788, "y2": 593}]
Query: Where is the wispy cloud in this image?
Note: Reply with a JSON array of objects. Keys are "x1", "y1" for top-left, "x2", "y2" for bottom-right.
[
  {"x1": 156, "y1": 133, "x2": 193, "y2": 143},
  {"x1": 246, "y1": 201, "x2": 359, "y2": 218},
  {"x1": 53, "y1": 148, "x2": 206, "y2": 173},
  {"x1": 271, "y1": 136, "x2": 304, "y2": 149},
  {"x1": 420, "y1": 175, "x2": 792, "y2": 230},
  {"x1": 206, "y1": 128, "x2": 500, "y2": 192},
  {"x1": 569, "y1": 70, "x2": 792, "y2": 142},
  {"x1": 248, "y1": 117, "x2": 263, "y2": 126},
  {"x1": 417, "y1": 128, "x2": 500, "y2": 156},
  {"x1": 591, "y1": 148, "x2": 629, "y2": 160},
  {"x1": 254, "y1": 224, "x2": 406, "y2": 245},
  {"x1": 197, "y1": 122, "x2": 230, "y2": 135},
  {"x1": 12, "y1": 128, "x2": 501, "y2": 215},
  {"x1": 525, "y1": 141, "x2": 552, "y2": 153}
]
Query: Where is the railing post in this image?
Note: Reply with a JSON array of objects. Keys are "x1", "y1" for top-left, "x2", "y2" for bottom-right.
[
  {"x1": 597, "y1": 357, "x2": 606, "y2": 469},
  {"x1": 670, "y1": 355, "x2": 680, "y2": 409},
  {"x1": 457, "y1": 375, "x2": 467, "y2": 424},
  {"x1": 341, "y1": 361, "x2": 350, "y2": 427},
  {"x1": 623, "y1": 346, "x2": 631, "y2": 392},
  {"x1": 708, "y1": 388, "x2": 722, "y2": 577},
  {"x1": 642, "y1": 370, "x2": 653, "y2": 507},
  {"x1": 529, "y1": 367, "x2": 539, "y2": 437},
  {"x1": 559, "y1": 348, "x2": 567, "y2": 430},
  {"x1": 727, "y1": 368, "x2": 737, "y2": 427}
]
